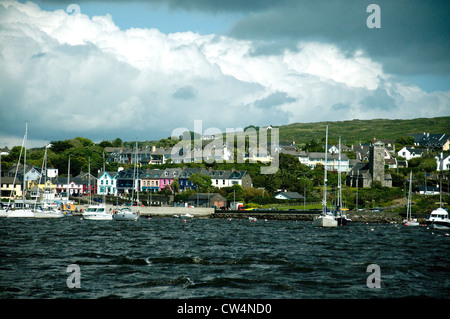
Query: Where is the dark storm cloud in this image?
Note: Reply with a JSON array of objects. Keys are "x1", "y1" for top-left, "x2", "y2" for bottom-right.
[{"x1": 227, "y1": 0, "x2": 450, "y2": 76}]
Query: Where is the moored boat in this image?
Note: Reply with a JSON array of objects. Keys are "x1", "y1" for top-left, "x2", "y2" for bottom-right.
[
  {"x1": 403, "y1": 171, "x2": 419, "y2": 227},
  {"x1": 7, "y1": 209, "x2": 35, "y2": 218},
  {"x1": 82, "y1": 204, "x2": 112, "y2": 220},
  {"x1": 33, "y1": 206, "x2": 64, "y2": 218},
  {"x1": 113, "y1": 207, "x2": 139, "y2": 221},
  {"x1": 313, "y1": 125, "x2": 337, "y2": 228},
  {"x1": 313, "y1": 213, "x2": 338, "y2": 227},
  {"x1": 426, "y1": 207, "x2": 450, "y2": 229}
]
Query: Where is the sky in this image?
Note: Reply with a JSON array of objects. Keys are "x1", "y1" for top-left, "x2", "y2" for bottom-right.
[{"x1": 0, "y1": 0, "x2": 449, "y2": 148}]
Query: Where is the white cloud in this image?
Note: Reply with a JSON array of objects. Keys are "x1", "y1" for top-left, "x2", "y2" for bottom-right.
[{"x1": 0, "y1": 0, "x2": 448, "y2": 147}]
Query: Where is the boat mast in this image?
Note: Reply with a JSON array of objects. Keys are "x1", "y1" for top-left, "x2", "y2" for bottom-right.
[
  {"x1": 337, "y1": 135, "x2": 342, "y2": 216},
  {"x1": 407, "y1": 171, "x2": 412, "y2": 221},
  {"x1": 102, "y1": 152, "x2": 106, "y2": 205},
  {"x1": 23, "y1": 121, "x2": 28, "y2": 203},
  {"x1": 323, "y1": 125, "x2": 328, "y2": 214},
  {"x1": 88, "y1": 157, "x2": 91, "y2": 205},
  {"x1": 131, "y1": 140, "x2": 137, "y2": 206},
  {"x1": 67, "y1": 155, "x2": 70, "y2": 202}
]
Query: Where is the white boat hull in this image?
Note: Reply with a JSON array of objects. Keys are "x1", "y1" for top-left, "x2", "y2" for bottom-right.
[
  {"x1": 403, "y1": 218, "x2": 420, "y2": 226},
  {"x1": 34, "y1": 211, "x2": 64, "y2": 218},
  {"x1": 313, "y1": 215, "x2": 338, "y2": 227},
  {"x1": 83, "y1": 213, "x2": 113, "y2": 220},
  {"x1": 82, "y1": 204, "x2": 112, "y2": 220},
  {"x1": 7, "y1": 210, "x2": 35, "y2": 218},
  {"x1": 113, "y1": 212, "x2": 139, "y2": 221},
  {"x1": 430, "y1": 223, "x2": 450, "y2": 229}
]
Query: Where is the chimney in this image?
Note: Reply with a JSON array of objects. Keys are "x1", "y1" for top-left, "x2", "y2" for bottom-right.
[{"x1": 152, "y1": 145, "x2": 156, "y2": 152}]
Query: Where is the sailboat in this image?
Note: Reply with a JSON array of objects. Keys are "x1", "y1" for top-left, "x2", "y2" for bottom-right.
[
  {"x1": 113, "y1": 141, "x2": 139, "y2": 221},
  {"x1": 7, "y1": 122, "x2": 34, "y2": 218},
  {"x1": 403, "y1": 171, "x2": 419, "y2": 226},
  {"x1": 82, "y1": 157, "x2": 112, "y2": 220},
  {"x1": 33, "y1": 142, "x2": 64, "y2": 218},
  {"x1": 313, "y1": 125, "x2": 338, "y2": 228},
  {"x1": 335, "y1": 136, "x2": 349, "y2": 226}
]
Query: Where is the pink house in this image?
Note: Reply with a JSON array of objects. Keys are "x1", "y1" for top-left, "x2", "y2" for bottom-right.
[{"x1": 158, "y1": 168, "x2": 182, "y2": 192}]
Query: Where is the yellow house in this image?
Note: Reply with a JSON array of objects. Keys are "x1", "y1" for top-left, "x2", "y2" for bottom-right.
[
  {"x1": 0, "y1": 176, "x2": 23, "y2": 199},
  {"x1": 443, "y1": 140, "x2": 450, "y2": 152},
  {"x1": 27, "y1": 180, "x2": 56, "y2": 199}
]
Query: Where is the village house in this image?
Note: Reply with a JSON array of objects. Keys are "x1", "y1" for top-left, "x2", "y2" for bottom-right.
[
  {"x1": 418, "y1": 186, "x2": 440, "y2": 195},
  {"x1": 208, "y1": 169, "x2": 253, "y2": 189},
  {"x1": 306, "y1": 152, "x2": 349, "y2": 172},
  {"x1": 141, "y1": 168, "x2": 182, "y2": 193},
  {"x1": 0, "y1": 176, "x2": 22, "y2": 199},
  {"x1": 435, "y1": 153, "x2": 450, "y2": 171},
  {"x1": 397, "y1": 147, "x2": 425, "y2": 161},
  {"x1": 413, "y1": 133, "x2": 450, "y2": 151},
  {"x1": 116, "y1": 169, "x2": 143, "y2": 194},
  {"x1": 187, "y1": 193, "x2": 227, "y2": 209},
  {"x1": 280, "y1": 146, "x2": 349, "y2": 172},
  {"x1": 274, "y1": 191, "x2": 304, "y2": 201},
  {"x1": 54, "y1": 172, "x2": 95, "y2": 196},
  {"x1": 97, "y1": 171, "x2": 118, "y2": 196},
  {"x1": 141, "y1": 169, "x2": 164, "y2": 193}
]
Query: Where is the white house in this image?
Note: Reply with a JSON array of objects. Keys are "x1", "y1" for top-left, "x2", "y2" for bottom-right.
[
  {"x1": 97, "y1": 171, "x2": 118, "y2": 196},
  {"x1": 436, "y1": 153, "x2": 450, "y2": 171},
  {"x1": 397, "y1": 147, "x2": 425, "y2": 161},
  {"x1": 274, "y1": 192, "x2": 304, "y2": 200},
  {"x1": 306, "y1": 152, "x2": 349, "y2": 172}
]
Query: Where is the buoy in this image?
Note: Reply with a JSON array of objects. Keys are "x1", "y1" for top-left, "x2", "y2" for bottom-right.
[{"x1": 371, "y1": 228, "x2": 374, "y2": 231}]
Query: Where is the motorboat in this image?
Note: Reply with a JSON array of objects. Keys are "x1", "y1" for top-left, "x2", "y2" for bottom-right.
[
  {"x1": 426, "y1": 207, "x2": 450, "y2": 229},
  {"x1": 113, "y1": 207, "x2": 139, "y2": 221},
  {"x1": 82, "y1": 204, "x2": 112, "y2": 220}
]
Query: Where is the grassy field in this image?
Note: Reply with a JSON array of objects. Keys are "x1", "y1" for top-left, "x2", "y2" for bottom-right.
[{"x1": 276, "y1": 116, "x2": 450, "y2": 145}]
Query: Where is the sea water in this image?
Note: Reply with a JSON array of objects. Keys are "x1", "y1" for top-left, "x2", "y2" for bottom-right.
[{"x1": 0, "y1": 217, "x2": 448, "y2": 299}]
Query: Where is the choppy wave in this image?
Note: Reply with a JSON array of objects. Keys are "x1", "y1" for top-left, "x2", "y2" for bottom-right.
[{"x1": 0, "y1": 218, "x2": 449, "y2": 298}]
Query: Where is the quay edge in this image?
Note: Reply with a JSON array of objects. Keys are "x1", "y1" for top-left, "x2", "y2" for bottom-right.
[
  {"x1": 212, "y1": 210, "x2": 404, "y2": 223},
  {"x1": 77, "y1": 205, "x2": 404, "y2": 223}
]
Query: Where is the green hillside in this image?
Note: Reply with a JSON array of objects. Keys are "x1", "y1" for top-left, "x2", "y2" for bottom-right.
[{"x1": 276, "y1": 116, "x2": 450, "y2": 145}]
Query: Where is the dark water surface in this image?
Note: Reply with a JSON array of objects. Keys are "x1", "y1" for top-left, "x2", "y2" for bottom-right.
[{"x1": 0, "y1": 217, "x2": 449, "y2": 299}]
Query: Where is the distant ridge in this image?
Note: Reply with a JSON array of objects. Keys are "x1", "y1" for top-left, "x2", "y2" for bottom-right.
[{"x1": 276, "y1": 116, "x2": 450, "y2": 145}]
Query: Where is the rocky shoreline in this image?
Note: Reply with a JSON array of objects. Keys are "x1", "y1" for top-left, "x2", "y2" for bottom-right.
[{"x1": 212, "y1": 210, "x2": 405, "y2": 223}]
